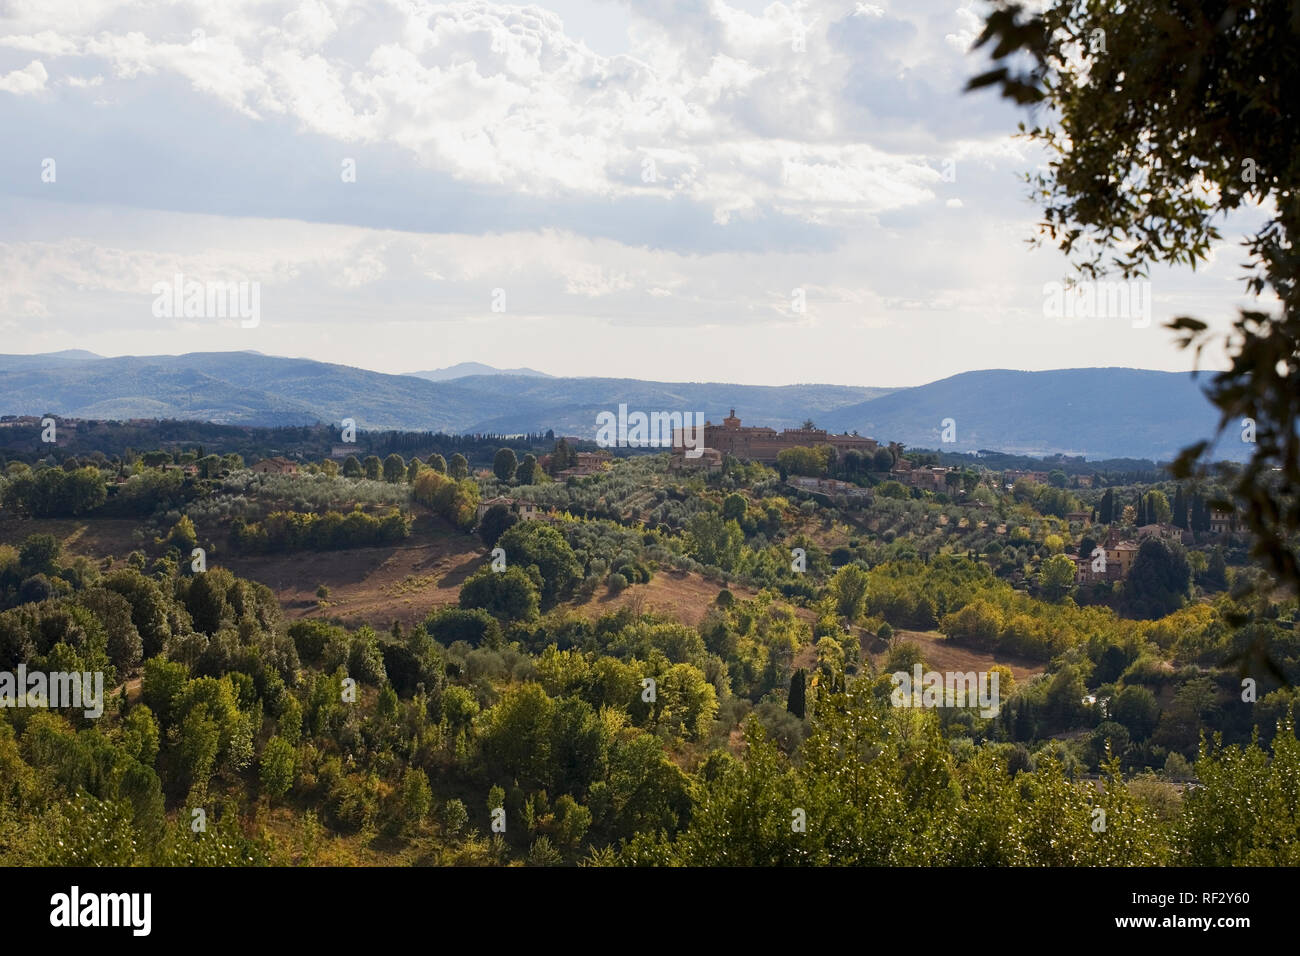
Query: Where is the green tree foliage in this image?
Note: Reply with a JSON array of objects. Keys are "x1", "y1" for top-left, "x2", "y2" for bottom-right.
[
  {"x1": 165, "y1": 515, "x2": 199, "y2": 551},
  {"x1": 424, "y1": 607, "x2": 502, "y2": 648},
  {"x1": 259, "y1": 736, "x2": 296, "y2": 802},
  {"x1": 493, "y1": 448, "x2": 518, "y2": 482},
  {"x1": 687, "y1": 512, "x2": 744, "y2": 571},
  {"x1": 1097, "y1": 488, "x2": 1114, "y2": 524},
  {"x1": 459, "y1": 566, "x2": 541, "y2": 622},
  {"x1": 1180, "y1": 721, "x2": 1300, "y2": 865},
  {"x1": 1039, "y1": 553, "x2": 1076, "y2": 602},
  {"x1": 498, "y1": 522, "x2": 581, "y2": 607},
  {"x1": 411, "y1": 470, "x2": 479, "y2": 531},
  {"x1": 776, "y1": 445, "x2": 830, "y2": 477},
  {"x1": 395, "y1": 766, "x2": 432, "y2": 834},
  {"x1": 828, "y1": 564, "x2": 870, "y2": 622},
  {"x1": 969, "y1": 0, "x2": 1300, "y2": 591},
  {"x1": 1, "y1": 466, "x2": 107, "y2": 518},
  {"x1": 1173, "y1": 486, "x2": 1189, "y2": 530},
  {"x1": 1126, "y1": 539, "x2": 1192, "y2": 619},
  {"x1": 478, "y1": 503, "x2": 518, "y2": 548},
  {"x1": 548, "y1": 440, "x2": 575, "y2": 476},
  {"x1": 787, "y1": 668, "x2": 807, "y2": 719},
  {"x1": 382, "y1": 453, "x2": 406, "y2": 483},
  {"x1": 516, "y1": 454, "x2": 538, "y2": 485},
  {"x1": 232, "y1": 508, "x2": 411, "y2": 553},
  {"x1": 449, "y1": 454, "x2": 470, "y2": 480}
]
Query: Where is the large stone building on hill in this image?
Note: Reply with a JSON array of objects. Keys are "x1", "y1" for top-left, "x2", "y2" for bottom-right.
[{"x1": 676, "y1": 409, "x2": 877, "y2": 464}]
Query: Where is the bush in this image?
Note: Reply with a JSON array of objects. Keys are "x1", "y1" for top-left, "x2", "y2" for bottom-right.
[{"x1": 424, "y1": 608, "x2": 502, "y2": 648}]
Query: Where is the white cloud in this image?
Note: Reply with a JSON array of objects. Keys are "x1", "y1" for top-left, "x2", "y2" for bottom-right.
[
  {"x1": 0, "y1": 59, "x2": 48, "y2": 94},
  {"x1": 0, "y1": 0, "x2": 1262, "y2": 387},
  {"x1": 0, "y1": 0, "x2": 978, "y2": 223}
]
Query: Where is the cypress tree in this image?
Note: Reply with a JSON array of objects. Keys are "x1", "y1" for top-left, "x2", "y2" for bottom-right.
[
  {"x1": 1099, "y1": 488, "x2": 1114, "y2": 524},
  {"x1": 1191, "y1": 494, "x2": 1209, "y2": 532},
  {"x1": 1014, "y1": 700, "x2": 1035, "y2": 741},
  {"x1": 787, "y1": 668, "x2": 807, "y2": 719},
  {"x1": 1173, "y1": 486, "x2": 1188, "y2": 529}
]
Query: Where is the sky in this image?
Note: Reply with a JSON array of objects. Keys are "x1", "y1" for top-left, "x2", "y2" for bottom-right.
[{"x1": 0, "y1": 0, "x2": 1269, "y2": 387}]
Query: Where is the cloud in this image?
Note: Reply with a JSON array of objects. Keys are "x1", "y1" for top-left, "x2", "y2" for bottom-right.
[
  {"x1": 0, "y1": 0, "x2": 1009, "y2": 227},
  {"x1": 0, "y1": 59, "x2": 47, "y2": 94}
]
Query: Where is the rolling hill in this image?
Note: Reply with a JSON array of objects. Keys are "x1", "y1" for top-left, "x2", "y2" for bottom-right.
[
  {"x1": 819, "y1": 367, "x2": 1234, "y2": 462},
  {"x1": 405, "y1": 362, "x2": 553, "y2": 381},
  {"x1": 0, "y1": 351, "x2": 1238, "y2": 460}
]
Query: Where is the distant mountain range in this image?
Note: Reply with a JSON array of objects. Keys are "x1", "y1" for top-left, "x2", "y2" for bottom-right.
[
  {"x1": 405, "y1": 362, "x2": 553, "y2": 381},
  {"x1": 0, "y1": 351, "x2": 1238, "y2": 461}
]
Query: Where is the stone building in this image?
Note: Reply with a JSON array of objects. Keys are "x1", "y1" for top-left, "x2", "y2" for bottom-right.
[{"x1": 691, "y1": 409, "x2": 877, "y2": 464}]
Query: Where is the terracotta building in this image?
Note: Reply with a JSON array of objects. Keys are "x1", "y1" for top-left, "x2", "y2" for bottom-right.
[
  {"x1": 689, "y1": 409, "x2": 878, "y2": 464},
  {"x1": 251, "y1": 456, "x2": 298, "y2": 475}
]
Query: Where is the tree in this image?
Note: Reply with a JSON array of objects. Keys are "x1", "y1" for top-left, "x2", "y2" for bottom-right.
[
  {"x1": 872, "y1": 447, "x2": 895, "y2": 472},
  {"x1": 1202, "y1": 547, "x2": 1229, "y2": 591},
  {"x1": 424, "y1": 607, "x2": 502, "y2": 648},
  {"x1": 969, "y1": 1, "x2": 1300, "y2": 592},
  {"x1": 1148, "y1": 490, "x2": 1172, "y2": 526},
  {"x1": 406, "y1": 458, "x2": 422, "y2": 483},
  {"x1": 1098, "y1": 489, "x2": 1114, "y2": 525},
  {"x1": 787, "y1": 668, "x2": 807, "y2": 719},
  {"x1": 362, "y1": 455, "x2": 381, "y2": 480},
  {"x1": 497, "y1": 522, "x2": 581, "y2": 606},
  {"x1": 19, "y1": 533, "x2": 61, "y2": 576},
  {"x1": 449, "y1": 453, "x2": 469, "y2": 480},
  {"x1": 1126, "y1": 539, "x2": 1192, "y2": 619},
  {"x1": 397, "y1": 766, "x2": 433, "y2": 833},
  {"x1": 477, "y1": 682, "x2": 557, "y2": 786},
  {"x1": 382, "y1": 453, "x2": 406, "y2": 483},
  {"x1": 516, "y1": 453, "x2": 538, "y2": 485},
  {"x1": 1039, "y1": 552, "x2": 1076, "y2": 602},
  {"x1": 1192, "y1": 494, "x2": 1212, "y2": 534},
  {"x1": 166, "y1": 515, "x2": 198, "y2": 551},
  {"x1": 654, "y1": 663, "x2": 719, "y2": 741},
  {"x1": 493, "y1": 448, "x2": 518, "y2": 483},
  {"x1": 341, "y1": 455, "x2": 362, "y2": 478},
  {"x1": 1111, "y1": 685, "x2": 1160, "y2": 741},
  {"x1": 458, "y1": 566, "x2": 541, "y2": 621},
  {"x1": 427, "y1": 454, "x2": 447, "y2": 474},
  {"x1": 1173, "y1": 486, "x2": 1189, "y2": 530},
  {"x1": 776, "y1": 445, "x2": 829, "y2": 477},
  {"x1": 686, "y1": 512, "x2": 744, "y2": 571},
  {"x1": 549, "y1": 440, "x2": 578, "y2": 476},
  {"x1": 442, "y1": 799, "x2": 469, "y2": 841},
  {"x1": 828, "y1": 564, "x2": 869, "y2": 622},
  {"x1": 259, "y1": 736, "x2": 295, "y2": 802},
  {"x1": 478, "y1": 503, "x2": 518, "y2": 547},
  {"x1": 1048, "y1": 469, "x2": 1067, "y2": 489}
]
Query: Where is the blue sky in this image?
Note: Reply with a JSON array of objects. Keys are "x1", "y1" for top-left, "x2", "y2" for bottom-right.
[{"x1": 0, "y1": 0, "x2": 1267, "y2": 385}]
